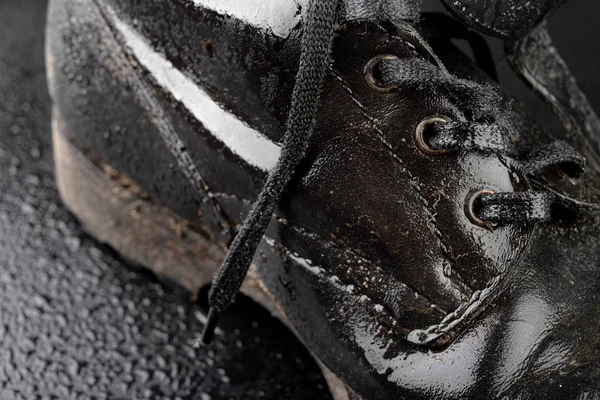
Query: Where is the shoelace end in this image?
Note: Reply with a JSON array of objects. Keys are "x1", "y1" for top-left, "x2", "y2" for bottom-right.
[{"x1": 200, "y1": 307, "x2": 220, "y2": 345}]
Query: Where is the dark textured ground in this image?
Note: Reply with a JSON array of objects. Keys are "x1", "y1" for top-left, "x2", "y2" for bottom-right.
[
  {"x1": 0, "y1": 1, "x2": 331, "y2": 399},
  {"x1": 2, "y1": 0, "x2": 600, "y2": 399}
]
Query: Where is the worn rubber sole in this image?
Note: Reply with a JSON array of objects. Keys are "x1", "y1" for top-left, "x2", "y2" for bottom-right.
[{"x1": 51, "y1": 109, "x2": 356, "y2": 400}]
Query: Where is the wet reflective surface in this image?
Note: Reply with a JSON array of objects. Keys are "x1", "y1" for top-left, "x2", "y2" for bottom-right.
[{"x1": 0, "y1": 1, "x2": 330, "y2": 398}]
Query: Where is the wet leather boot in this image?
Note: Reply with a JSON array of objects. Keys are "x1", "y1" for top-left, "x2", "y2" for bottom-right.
[{"x1": 46, "y1": 0, "x2": 600, "y2": 398}]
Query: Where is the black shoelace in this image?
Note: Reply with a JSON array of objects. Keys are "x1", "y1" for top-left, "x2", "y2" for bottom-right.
[
  {"x1": 200, "y1": 0, "x2": 587, "y2": 344},
  {"x1": 200, "y1": 0, "x2": 340, "y2": 344}
]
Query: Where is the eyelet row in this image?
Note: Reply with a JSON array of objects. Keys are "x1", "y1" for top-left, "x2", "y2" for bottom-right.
[
  {"x1": 364, "y1": 55, "x2": 496, "y2": 231},
  {"x1": 365, "y1": 57, "x2": 453, "y2": 155}
]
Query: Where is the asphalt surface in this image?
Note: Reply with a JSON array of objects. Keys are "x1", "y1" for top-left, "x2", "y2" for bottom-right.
[{"x1": 0, "y1": 1, "x2": 331, "y2": 399}]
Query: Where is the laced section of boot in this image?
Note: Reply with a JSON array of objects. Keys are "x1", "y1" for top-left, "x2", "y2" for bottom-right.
[
  {"x1": 200, "y1": 0, "x2": 586, "y2": 344},
  {"x1": 366, "y1": 53, "x2": 586, "y2": 232}
]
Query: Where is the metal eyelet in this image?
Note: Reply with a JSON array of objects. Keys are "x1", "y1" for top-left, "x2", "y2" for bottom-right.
[
  {"x1": 465, "y1": 189, "x2": 496, "y2": 232},
  {"x1": 364, "y1": 54, "x2": 399, "y2": 93},
  {"x1": 415, "y1": 116, "x2": 451, "y2": 155},
  {"x1": 556, "y1": 163, "x2": 584, "y2": 181}
]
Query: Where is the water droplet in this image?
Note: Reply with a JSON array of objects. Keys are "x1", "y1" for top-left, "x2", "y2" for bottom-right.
[{"x1": 21, "y1": 203, "x2": 35, "y2": 215}]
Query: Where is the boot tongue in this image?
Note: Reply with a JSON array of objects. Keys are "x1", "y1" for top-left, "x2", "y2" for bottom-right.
[
  {"x1": 442, "y1": 0, "x2": 570, "y2": 40},
  {"x1": 340, "y1": 0, "x2": 422, "y2": 22}
]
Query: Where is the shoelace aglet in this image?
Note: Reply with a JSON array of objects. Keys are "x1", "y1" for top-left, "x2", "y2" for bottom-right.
[{"x1": 200, "y1": 307, "x2": 220, "y2": 345}]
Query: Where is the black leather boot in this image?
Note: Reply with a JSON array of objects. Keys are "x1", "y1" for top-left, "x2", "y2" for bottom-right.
[{"x1": 47, "y1": 0, "x2": 600, "y2": 398}]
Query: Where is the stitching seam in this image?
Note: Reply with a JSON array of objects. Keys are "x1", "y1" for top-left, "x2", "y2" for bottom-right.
[
  {"x1": 213, "y1": 189, "x2": 496, "y2": 341},
  {"x1": 278, "y1": 217, "x2": 447, "y2": 315},
  {"x1": 263, "y1": 235, "x2": 410, "y2": 337},
  {"x1": 329, "y1": 66, "x2": 472, "y2": 300},
  {"x1": 212, "y1": 191, "x2": 447, "y2": 314}
]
